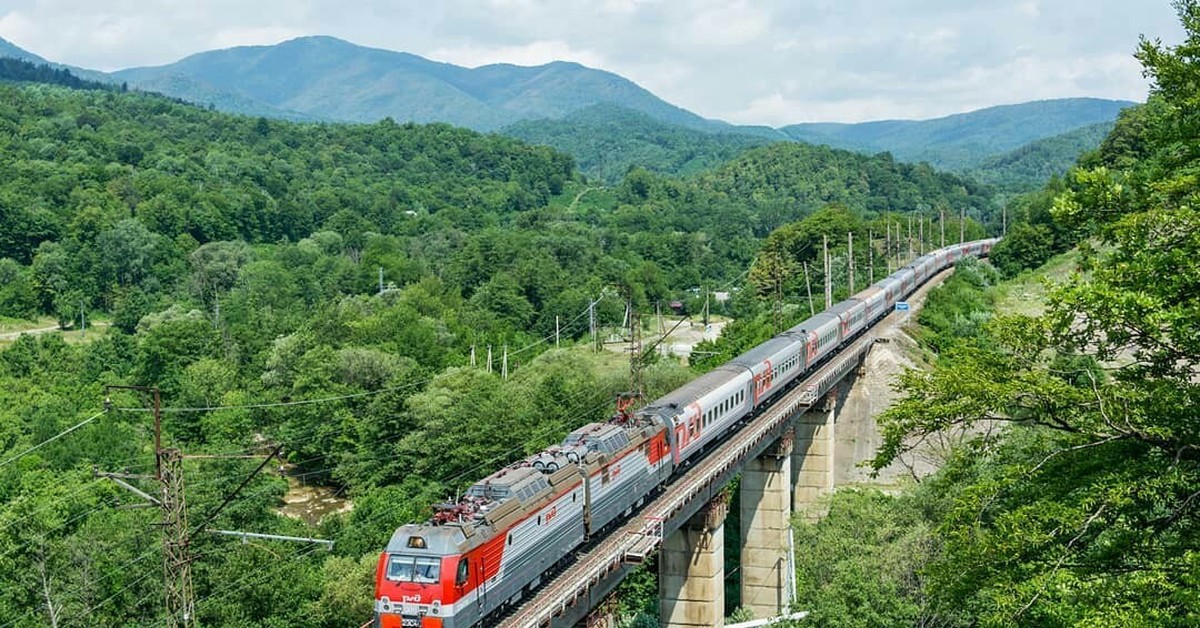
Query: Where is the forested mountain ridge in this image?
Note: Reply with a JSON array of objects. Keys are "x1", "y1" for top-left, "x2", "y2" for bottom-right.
[
  {"x1": 0, "y1": 36, "x2": 49, "y2": 64},
  {"x1": 110, "y1": 35, "x2": 722, "y2": 132},
  {"x1": 964, "y1": 121, "x2": 1115, "y2": 194},
  {"x1": 0, "y1": 35, "x2": 1128, "y2": 190},
  {"x1": 782, "y1": 97, "x2": 1134, "y2": 170},
  {"x1": 501, "y1": 103, "x2": 774, "y2": 183}
]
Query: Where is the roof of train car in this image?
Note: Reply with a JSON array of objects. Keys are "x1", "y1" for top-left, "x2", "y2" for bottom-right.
[
  {"x1": 825, "y1": 298, "x2": 865, "y2": 316},
  {"x1": 728, "y1": 335, "x2": 801, "y2": 368},
  {"x1": 784, "y1": 311, "x2": 840, "y2": 335},
  {"x1": 639, "y1": 364, "x2": 747, "y2": 417}
]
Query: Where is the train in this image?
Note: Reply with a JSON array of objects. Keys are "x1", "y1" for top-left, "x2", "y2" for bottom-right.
[{"x1": 374, "y1": 238, "x2": 998, "y2": 628}]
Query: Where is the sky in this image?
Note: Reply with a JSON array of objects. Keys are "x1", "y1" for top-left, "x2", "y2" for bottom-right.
[{"x1": 0, "y1": 0, "x2": 1186, "y2": 125}]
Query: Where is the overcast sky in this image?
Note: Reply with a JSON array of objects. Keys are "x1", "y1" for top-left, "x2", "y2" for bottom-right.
[{"x1": 0, "y1": 1, "x2": 1186, "y2": 125}]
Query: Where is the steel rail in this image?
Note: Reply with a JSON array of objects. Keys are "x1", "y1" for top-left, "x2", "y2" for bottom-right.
[{"x1": 499, "y1": 331, "x2": 879, "y2": 627}]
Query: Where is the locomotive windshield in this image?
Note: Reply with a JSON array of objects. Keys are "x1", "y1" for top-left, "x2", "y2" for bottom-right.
[{"x1": 386, "y1": 555, "x2": 441, "y2": 584}]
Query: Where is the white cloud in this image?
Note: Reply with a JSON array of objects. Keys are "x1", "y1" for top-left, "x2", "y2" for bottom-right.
[
  {"x1": 682, "y1": 1, "x2": 768, "y2": 47},
  {"x1": 0, "y1": 11, "x2": 38, "y2": 48},
  {"x1": 0, "y1": 0, "x2": 1185, "y2": 123}
]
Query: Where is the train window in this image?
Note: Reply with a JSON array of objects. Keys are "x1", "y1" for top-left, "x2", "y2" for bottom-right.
[
  {"x1": 456, "y1": 558, "x2": 470, "y2": 587},
  {"x1": 538, "y1": 515, "x2": 542, "y2": 525},
  {"x1": 507, "y1": 534, "x2": 513, "y2": 546},
  {"x1": 387, "y1": 555, "x2": 441, "y2": 584}
]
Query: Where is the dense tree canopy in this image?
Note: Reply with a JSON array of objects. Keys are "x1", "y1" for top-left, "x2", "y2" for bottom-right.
[{"x1": 868, "y1": 3, "x2": 1200, "y2": 624}]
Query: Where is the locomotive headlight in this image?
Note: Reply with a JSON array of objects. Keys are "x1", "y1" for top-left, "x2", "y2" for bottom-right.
[
  {"x1": 430, "y1": 601, "x2": 441, "y2": 615},
  {"x1": 380, "y1": 596, "x2": 392, "y2": 612}
]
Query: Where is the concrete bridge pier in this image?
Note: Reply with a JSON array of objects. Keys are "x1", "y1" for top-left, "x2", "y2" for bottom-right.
[
  {"x1": 740, "y1": 429, "x2": 795, "y2": 618},
  {"x1": 793, "y1": 394, "x2": 837, "y2": 522},
  {"x1": 659, "y1": 494, "x2": 729, "y2": 628}
]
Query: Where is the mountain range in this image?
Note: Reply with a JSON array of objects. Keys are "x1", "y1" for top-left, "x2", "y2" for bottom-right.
[{"x1": 0, "y1": 34, "x2": 1136, "y2": 185}]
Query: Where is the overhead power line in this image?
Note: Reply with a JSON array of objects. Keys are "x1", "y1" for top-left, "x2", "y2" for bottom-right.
[{"x1": 0, "y1": 409, "x2": 107, "y2": 470}]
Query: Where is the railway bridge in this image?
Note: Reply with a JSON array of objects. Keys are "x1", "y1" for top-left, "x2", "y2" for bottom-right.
[{"x1": 497, "y1": 309, "x2": 901, "y2": 628}]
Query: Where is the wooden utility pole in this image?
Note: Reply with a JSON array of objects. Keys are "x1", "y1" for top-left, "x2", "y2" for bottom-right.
[{"x1": 823, "y1": 235, "x2": 832, "y2": 310}]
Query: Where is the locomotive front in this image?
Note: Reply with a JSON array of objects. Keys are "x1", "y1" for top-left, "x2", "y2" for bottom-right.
[{"x1": 375, "y1": 525, "x2": 471, "y2": 628}]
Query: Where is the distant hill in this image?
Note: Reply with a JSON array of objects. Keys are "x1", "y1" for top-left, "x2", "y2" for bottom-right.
[
  {"x1": 967, "y1": 122, "x2": 1114, "y2": 195},
  {"x1": 782, "y1": 98, "x2": 1134, "y2": 170},
  {"x1": 111, "y1": 36, "x2": 725, "y2": 132},
  {"x1": 0, "y1": 57, "x2": 116, "y2": 92},
  {"x1": 502, "y1": 104, "x2": 773, "y2": 183},
  {"x1": 0, "y1": 36, "x2": 49, "y2": 64},
  {"x1": 0, "y1": 34, "x2": 1129, "y2": 193}
]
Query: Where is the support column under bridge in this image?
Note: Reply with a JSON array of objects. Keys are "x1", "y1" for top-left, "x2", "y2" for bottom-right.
[
  {"x1": 793, "y1": 395, "x2": 836, "y2": 522},
  {"x1": 659, "y1": 495, "x2": 729, "y2": 628},
  {"x1": 740, "y1": 429, "x2": 795, "y2": 619}
]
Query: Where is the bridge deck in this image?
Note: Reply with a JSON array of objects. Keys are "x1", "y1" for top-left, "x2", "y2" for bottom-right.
[{"x1": 498, "y1": 331, "x2": 878, "y2": 628}]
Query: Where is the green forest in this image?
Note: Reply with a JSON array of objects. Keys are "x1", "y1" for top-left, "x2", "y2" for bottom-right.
[
  {"x1": 0, "y1": 51, "x2": 996, "y2": 626},
  {"x1": 791, "y1": 3, "x2": 1200, "y2": 626},
  {"x1": 1, "y1": 2, "x2": 1196, "y2": 625}
]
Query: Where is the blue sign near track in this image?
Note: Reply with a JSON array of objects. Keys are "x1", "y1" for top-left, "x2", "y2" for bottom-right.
[{"x1": 895, "y1": 302, "x2": 910, "y2": 311}]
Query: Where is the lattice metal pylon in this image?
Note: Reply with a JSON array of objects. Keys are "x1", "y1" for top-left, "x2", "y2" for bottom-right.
[{"x1": 159, "y1": 447, "x2": 195, "y2": 627}]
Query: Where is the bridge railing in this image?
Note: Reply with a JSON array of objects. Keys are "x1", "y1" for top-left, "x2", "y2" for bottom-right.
[{"x1": 498, "y1": 333, "x2": 877, "y2": 628}]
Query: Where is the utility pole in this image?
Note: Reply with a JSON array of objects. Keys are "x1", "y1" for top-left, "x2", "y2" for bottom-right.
[
  {"x1": 555, "y1": 316, "x2": 560, "y2": 348},
  {"x1": 79, "y1": 299, "x2": 85, "y2": 336},
  {"x1": 702, "y1": 286, "x2": 710, "y2": 328},
  {"x1": 940, "y1": 209, "x2": 945, "y2": 248},
  {"x1": 847, "y1": 231, "x2": 855, "y2": 294},
  {"x1": 99, "y1": 386, "x2": 194, "y2": 628},
  {"x1": 501, "y1": 345, "x2": 508, "y2": 380},
  {"x1": 159, "y1": 447, "x2": 194, "y2": 627},
  {"x1": 868, "y1": 230, "x2": 874, "y2": 283},
  {"x1": 823, "y1": 234, "x2": 832, "y2": 310},
  {"x1": 960, "y1": 208, "x2": 966, "y2": 243},
  {"x1": 470, "y1": 345, "x2": 476, "y2": 368},
  {"x1": 628, "y1": 297, "x2": 643, "y2": 400},
  {"x1": 907, "y1": 216, "x2": 913, "y2": 260},
  {"x1": 487, "y1": 345, "x2": 493, "y2": 373},
  {"x1": 918, "y1": 216, "x2": 924, "y2": 254},
  {"x1": 803, "y1": 261, "x2": 814, "y2": 316},
  {"x1": 589, "y1": 299, "x2": 597, "y2": 352},
  {"x1": 772, "y1": 249, "x2": 783, "y2": 334},
  {"x1": 1002, "y1": 205, "x2": 1007, "y2": 236},
  {"x1": 378, "y1": 267, "x2": 384, "y2": 295},
  {"x1": 885, "y1": 221, "x2": 891, "y2": 268}
]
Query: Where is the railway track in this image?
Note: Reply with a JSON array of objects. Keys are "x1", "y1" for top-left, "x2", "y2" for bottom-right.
[{"x1": 498, "y1": 331, "x2": 878, "y2": 627}]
